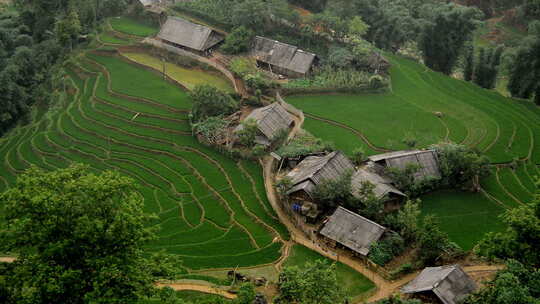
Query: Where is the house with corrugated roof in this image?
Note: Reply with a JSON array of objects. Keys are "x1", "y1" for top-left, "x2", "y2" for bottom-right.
[
  {"x1": 286, "y1": 151, "x2": 354, "y2": 200},
  {"x1": 157, "y1": 16, "x2": 224, "y2": 55},
  {"x1": 368, "y1": 150, "x2": 441, "y2": 182},
  {"x1": 234, "y1": 103, "x2": 294, "y2": 147},
  {"x1": 251, "y1": 36, "x2": 317, "y2": 78},
  {"x1": 319, "y1": 206, "x2": 386, "y2": 256},
  {"x1": 401, "y1": 264, "x2": 477, "y2": 304}
]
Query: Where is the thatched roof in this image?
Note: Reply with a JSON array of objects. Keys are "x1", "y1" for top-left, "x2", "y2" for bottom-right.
[
  {"x1": 351, "y1": 168, "x2": 406, "y2": 201},
  {"x1": 286, "y1": 151, "x2": 354, "y2": 197},
  {"x1": 368, "y1": 150, "x2": 441, "y2": 182},
  {"x1": 234, "y1": 103, "x2": 294, "y2": 142},
  {"x1": 320, "y1": 206, "x2": 386, "y2": 256},
  {"x1": 138, "y1": 0, "x2": 159, "y2": 6},
  {"x1": 158, "y1": 16, "x2": 224, "y2": 51},
  {"x1": 252, "y1": 36, "x2": 316, "y2": 75},
  {"x1": 401, "y1": 265, "x2": 477, "y2": 304}
]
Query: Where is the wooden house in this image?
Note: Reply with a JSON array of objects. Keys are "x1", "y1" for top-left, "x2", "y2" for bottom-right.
[
  {"x1": 401, "y1": 265, "x2": 477, "y2": 304},
  {"x1": 251, "y1": 36, "x2": 317, "y2": 78},
  {"x1": 234, "y1": 103, "x2": 294, "y2": 147},
  {"x1": 286, "y1": 151, "x2": 355, "y2": 201},
  {"x1": 157, "y1": 16, "x2": 224, "y2": 55},
  {"x1": 368, "y1": 150, "x2": 441, "y2": 182},
  {"x1": 319, "y1": 206, "x2": 386, "y2": 256},
  {"x1": 351, "y1": 167, "x2": 407, "y2": 204}
]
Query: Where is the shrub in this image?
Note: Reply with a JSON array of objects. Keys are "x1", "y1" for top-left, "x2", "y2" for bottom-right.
[
  {"x1": 192, "y1": 116, "x2": 229, "y2": 145},
  {"x1": 313, "y1": 170, "x2": 355, "y2": 210},
  {"x1": 236, "y1": 118, "x2": 259, "y2": 147},
  {"x1": 277, "y1": 132, "x2": 334, "y2": 158},
  {"x1": 351, "y1": 147, "x2": 366, "y2": 165},
  {"x1": 190, "y1": 84, "x2": 239, "y2": 122},
  {"x1": 368, "y1": 232, "x2": 405, "y2": 266}
]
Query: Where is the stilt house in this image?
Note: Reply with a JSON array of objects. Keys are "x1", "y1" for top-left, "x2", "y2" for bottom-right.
[
  {"x1": 286, "y1": 151, "x2": 355, "y2": 201},
  {"x1": 157, "y1": 16, "x2": 224, "y2": 55},
  {"x1": 252, "y1": 36, "x2": 317, "y2": 78},
  {"x1": 234, "y1": 103, "x2": 294, "y2": 147},
  {"x1": 368, "y1": 150, "x2": 441, "y2": 182},
  {"x1": 319, "y1": 206, "x2": 386, "y2": 256},
  {"x1": 401, "y1": 265, "x2": 477, "y2": 304}
]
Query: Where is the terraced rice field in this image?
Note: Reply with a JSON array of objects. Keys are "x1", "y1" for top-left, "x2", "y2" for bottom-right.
[
  {"x1": 0, "y1": 50, "x2": 287, "y2": 271},
  {"x1": 109, "y1": 16, "x2": 159, "y2": 37},
  {"x1": 287, "y1": 55, "x2": 540, "y2": 164},
  {"x1": 287, "y1": 54, "x2": 539, "y2": 250}
]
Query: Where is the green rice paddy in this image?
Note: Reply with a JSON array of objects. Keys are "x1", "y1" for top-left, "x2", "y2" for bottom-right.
[
  {"x1": 109, "y1": 16, "x2": 158, "y2": 37},
  {"x1": 287, "y1": 55, "x2": 540, "y2": 164},
  {"x1": 0, "y1": 50, "x2": 286, "y2": 272}
]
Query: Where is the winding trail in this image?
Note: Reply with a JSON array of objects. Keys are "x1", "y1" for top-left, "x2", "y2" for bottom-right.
[{"x1": 155, "y1": 282, "x2": 237, "y2": 299}]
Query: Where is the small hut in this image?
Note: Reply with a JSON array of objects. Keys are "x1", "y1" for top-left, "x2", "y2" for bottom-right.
[
  {"x1": 368, "y1": 150, "x2": 441, "y2": 182},
  {"x1": 401, "y1": 264, "x2": 477, "y2": 304},
  {"x1": 251, "y1": 36, "x2": 317, "y2": 78},
  {"x1": 157, "y1": 16, "x2": 224, "y2": 55},
  {"x1": 286, "y1": 151, "x2": 355, "y2": 201},
  {"x1": 351, "y1": 167, "x2": 406, "y2": 202},
  {"x1": 319, "y1": 206, "x2": 386, "y2": 256},
  {"x1": 234, "y1": 103, "x2": 294, "y2": 147}
]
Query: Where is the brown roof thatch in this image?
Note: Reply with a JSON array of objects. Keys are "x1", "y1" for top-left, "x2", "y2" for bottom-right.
[
  {"x1": 158, "y1": 16, "x2": 224, "y2": 51},
  {"x1": 352, "y1": 167, "x2": 406, "y2": 201},
  {"x1": 368, "y1": 150, "x2": 441, "y2": 182},
  {"x1": 286, "y1": 151, "x2": 354, "y2": 197},
  {"x1": 401, "y1": 265, "x2": 477, "y2": 304},
  {"x1": 234, "y1": 103, "x2": 294, "y2": 143},
  {"x1": 252, "y1": 36, "x2": 316, "y2": 75},
  {"x1": 319, "y1": 206, "x2": 386, "y2": 256}
]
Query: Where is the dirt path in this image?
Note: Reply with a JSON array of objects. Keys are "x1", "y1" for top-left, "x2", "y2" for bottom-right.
[
  {"x1": 155, "y1": 282, "x2": 237, "y2": 299},
  {"x1": 0, "y1": 257, "x2": 15, "y2": 263}
]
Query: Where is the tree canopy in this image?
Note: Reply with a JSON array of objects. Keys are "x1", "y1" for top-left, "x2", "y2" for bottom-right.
[
  {"x1": 0, "y1": 165, "x2": 164, "y2": 303},
  {"x1": 189, "y1": 84, "x2": 239, "y2": 122}
]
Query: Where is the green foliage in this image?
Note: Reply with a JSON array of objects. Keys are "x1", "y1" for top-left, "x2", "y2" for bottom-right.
[
  {"x1": 356, "y1": 181, "x2": 385, "y2": 222},
  {"x1": 394, "y1": 200, "x2": 422, "y2": 242},
  {"x1": 284, "y1": 66, "x2": 375, "y2": 91},
  {"x1": 432, "y1": 142, "x2": 490, "y2": 190},
  {"x1": 368, "y1": 232, "x2": 405, "y2": 266},
  {"x1": 236, "y1": 118, "x2": 259, "y2": 147},
  {"x1": 417, "y1": 215, "x2": 460, "y2": 264},
  {"x1": 0, "y1": 165, "x2": 158, "y2": 303},
  {"x1": 276, "y1": 132, "x2": 334, "y2": 158},
  {"x1": 313, "y1": 171, "x2": 356, "y2": 210},
  {"x1": 220, "y1": 26, "x2": 254, "y2": 55},
  {"x1": 507, "y1": 24, "x2": 540, "y2": 100},
  {"x1": 351, "y1": 147, "x2": 366, "y2": 165},
  {"x1": 54, "y1": 9, "x2": 81, "y2": 49},
  {"x1": 235, "y1": 283, "x2": 256, "y2": 304},
  {"x1": 328, "y1": 47, "x2": 354, "y2": 68},
  {"x1": 463, "y1": 260, "x2": 540, "y2": 304},
  {"x1": 475, "y1": 182, "x2": 540, "y2": 266},
  {"x1": 190, "y1": 85, "x2": 239, "y2": 122},
  {"x1": 419, "y1": 3, "x2": 483, "y2": 74},
  {"x1": 375, "y1": 296, "x2": 422, "y2": 304},
  {"x1": 228, "y1": 58, "x2": 257, "y2": 78},
  {"x1": 275, "y1": 260, "x2": 347, "y2": 304},
  {"x1": 473, "y1": 46, "x2": 504, "y2": 89}
]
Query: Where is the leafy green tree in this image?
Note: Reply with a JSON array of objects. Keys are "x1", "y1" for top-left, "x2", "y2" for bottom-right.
[
  {"x1": 275, "y1": 260, "x2": 347, "y2": 304},
  {"x1": 231, "y1": 0, "x2": 268, "y2": 30},
  {"x1": 463, "y1": 260, "x2": 540, "y2": 304},
  {"x1": 54, "y1": 9, "x2": 81, "y2": 49},
  {"x1": 395, "y1": 199, "x2": 422, "y2": 242},
  {"x1": 463, "y1": 45, "x2": 474, "y2": 82},
  {"x1": 351, "y1": 147, "x2": 366, "y2": 165},
  {"x1": 507, "y1": 23, "x2": 540, "y2": 100},
  {"x1": 220, "y1": 26, "x2": 254, "y2": 55},
  {"x1": 328, "y1": 47, "x2": 354, "y2": 68},
  {"x1": 356, "y1": 181, "x2": 385, "y2": 222},
  {"x1": 375, "y1": 296, "x2": 422, "y2": 304},
  {"x1": 236, "y1": 118, "x2": 259, "y2": 147},
  {"x1": 417, "y1": 215, "x2": 458, "y2": 264},
  {"x1": 419, "y1": 3, "x2": 483, "y2": 75},
  {"x1": 0, "y1": 165, "x2": 161, "y2": 303},
  {"x1": 475, "y1": 182, "x2": 540, "y2": 267},
  {"x1": 190, "y1": 84, "x2": 239, "y2": 122},
  {"x1": 348, "y1": 15, "x2": 369, "y2": 37},
  {"x1": 313, "y1": 170, "x2": 355, "y2": 210},
  {"x1": 235, "y1": 283, "x2": 256, "y2": 304}
]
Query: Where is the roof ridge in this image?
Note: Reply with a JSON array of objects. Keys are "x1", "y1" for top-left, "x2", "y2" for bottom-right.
[{"x1": 336, "y1": 206, "x2": 386, "y2": 230}]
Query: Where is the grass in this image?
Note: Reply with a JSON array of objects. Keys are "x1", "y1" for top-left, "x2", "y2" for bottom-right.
[
  {"x1": 420, "y1": 190, "x2": 507, "y2": 251},
  {"x1": 122, "y1": 52, "x2": 234, "y2": 92},
  {"x1": 109, "y1": 16, "x2": 158, "y2": 37},
  {"x1": 99, "y1": 32, "x2": 131, "y2": 45},
  {"x1": 287, "y1": 54, "x2": 540, "y2": 164},
  {"x1": 284, "y1": 244, "x2": 375, "y2": 300}
]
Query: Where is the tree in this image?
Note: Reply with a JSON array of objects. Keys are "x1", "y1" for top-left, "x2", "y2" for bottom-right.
[
  {"x1": 417, "y1": 215, "x2": 458, "y2": 264},
  {"x1": 356, "y1": 181, "x2": 385, "y2": 222},
  {"x1": 190, "y1": 85, "x2": 238, "y2": 122},
  {"x1": 328, "y1": 47, "x2": 354, "y2": 68},
  {"x1": 475, "y1": 181, "x2": 540, "y2": 267},
  {"x1": 463, "y1": 260, "x2": 540, "y2": 304},
  {"x1": 235, "y1": 283, "x2": 256, "y2": 304},
  {"x1": 348, "y1": 16, "x2": 369, "y2": 37},
  {"x1": 351, "y1": 147, "x2": 366, "y2": 165},
  {"x1": 464, "y1": 45, "x2": 474, "y2": 82},
  {"x1": 375, "y1": 296, "x2": 422, "y2": 304},
  {"x1": 231, "y1": 0, "x2": 268, "y2": 30},
  {"x1": 220, "y1": 26, "x2": 254, "y2": 55},
  {"x1": 0, "y1": 165, "x2": 162, "y2": 303},
  {"x1": 395, "y1": 199, "x2": 422, "y2": 242},
  {"x1": 507, "y1": 23, "x2": 540, "y2": 100},
  {"x1": 275, "y1": 260, "x2": 346, "y2": 304},
  {"x1": 54, "y1": 9, "x2": 81, "y2": 50},
  {"x1": 419, "y1": 3, "x2": 483, "y2": 75},
  {"x1": 313, "y1": 171, "x2": 355, "y2": 210},
  {"x1": 236, "y1": 118, "x2": 259, "y2": 147}
]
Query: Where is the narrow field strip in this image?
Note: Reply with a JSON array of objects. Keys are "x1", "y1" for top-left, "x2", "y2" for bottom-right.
[{"x1": 497, "y1": 167, "x2": 533, "y2": 204}]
